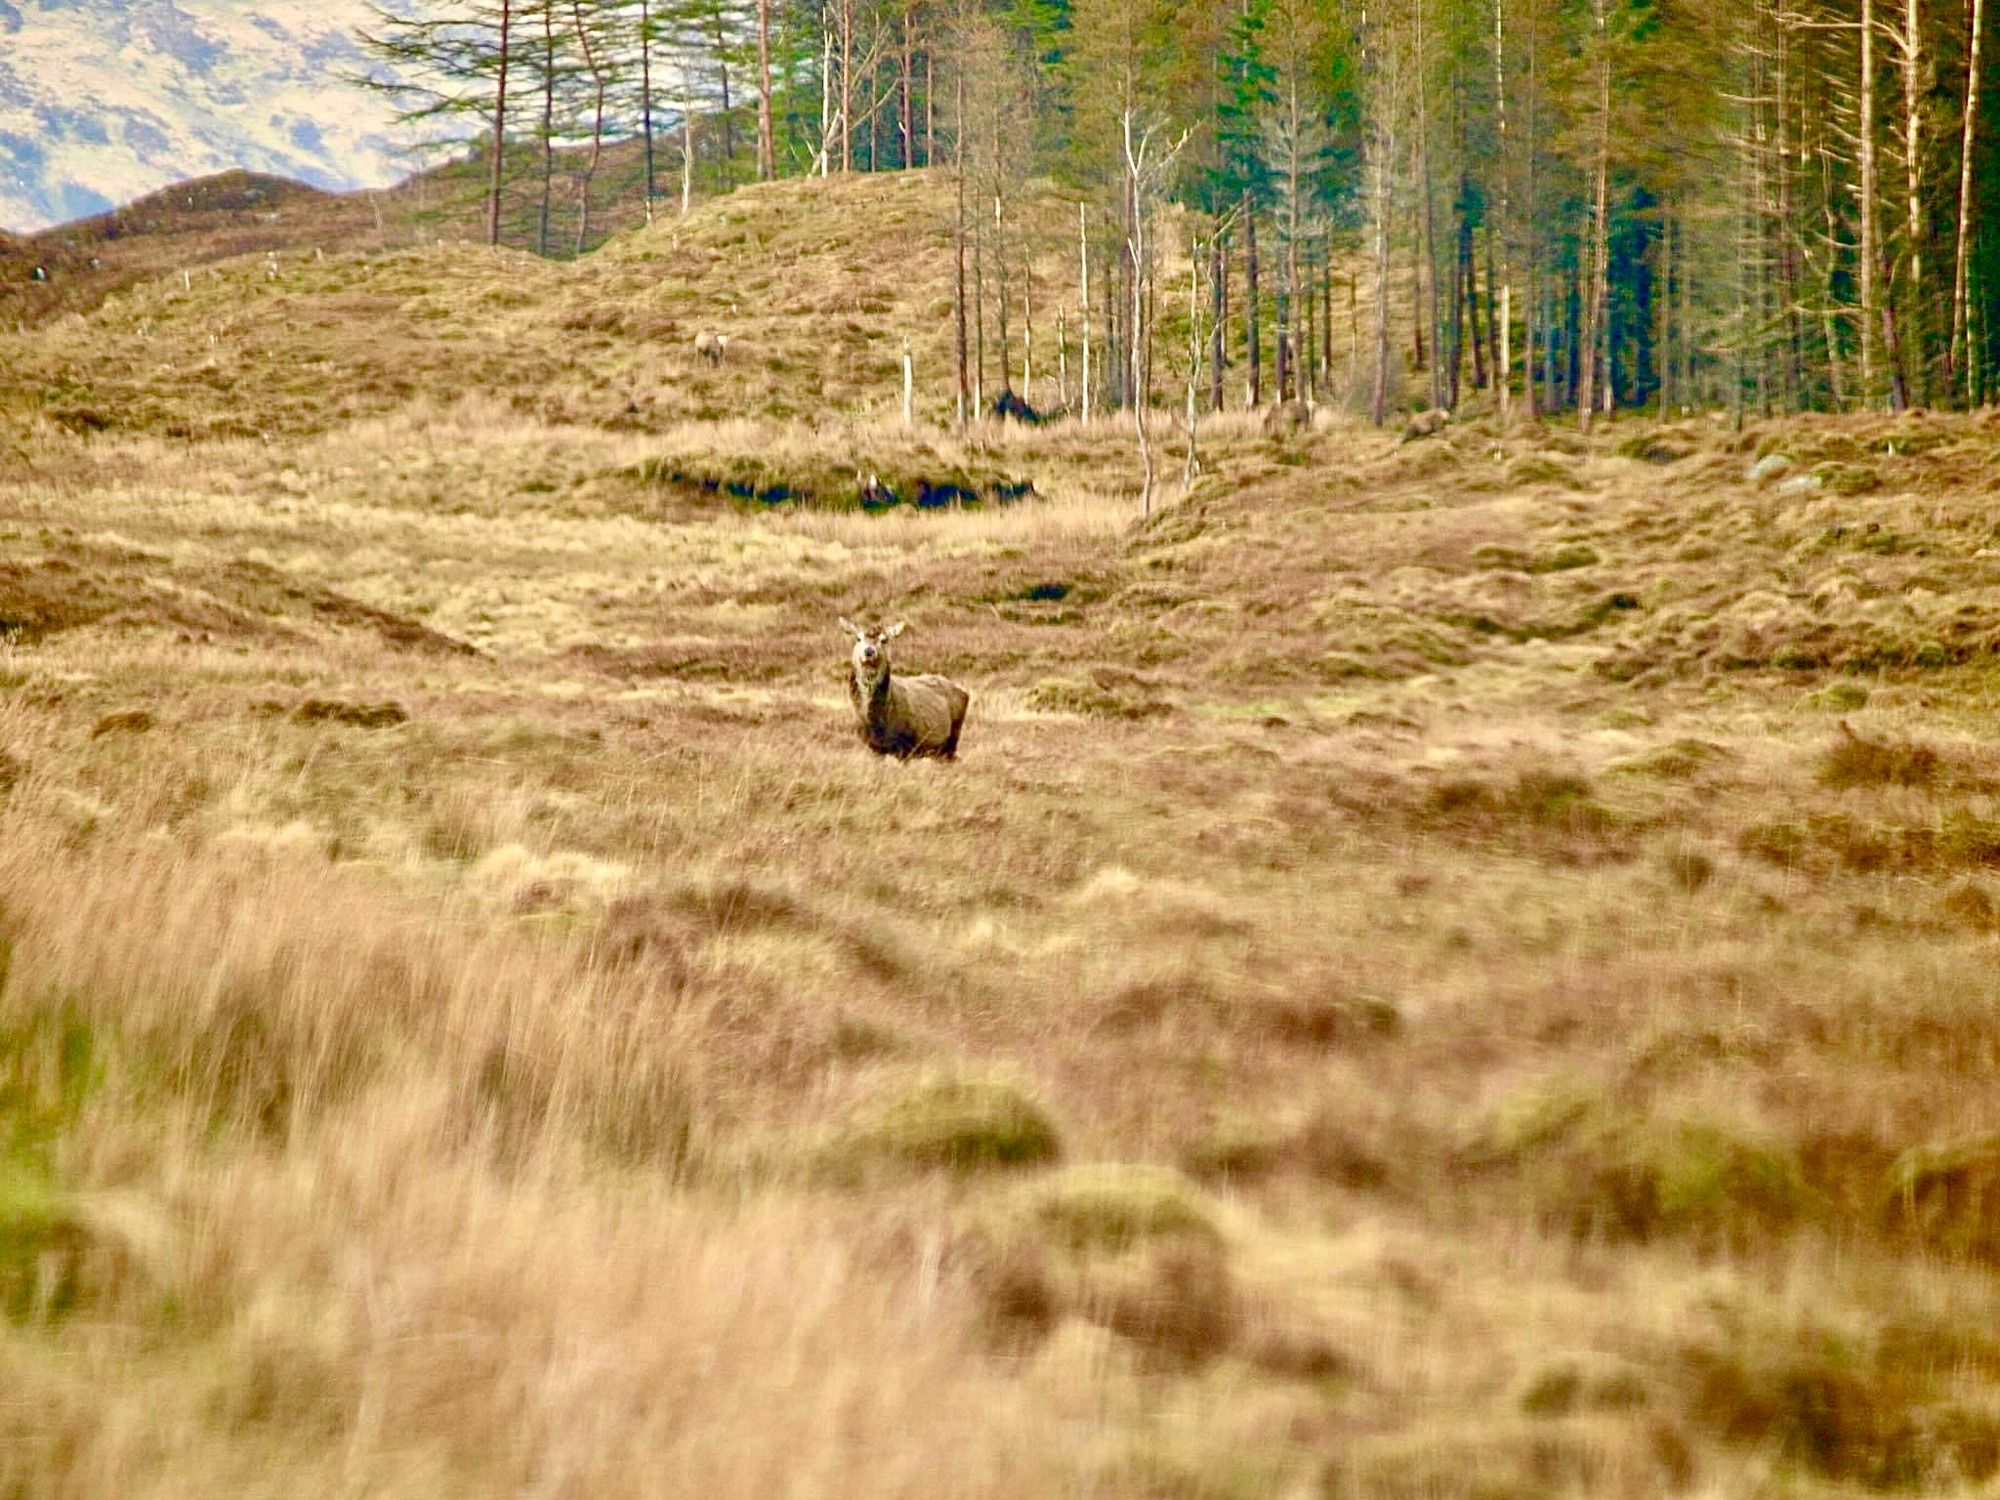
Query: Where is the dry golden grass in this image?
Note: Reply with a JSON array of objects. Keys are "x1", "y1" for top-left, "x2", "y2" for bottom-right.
[{"x1": 12, "y1": 171, "x2": 2000, "y2": 1496}]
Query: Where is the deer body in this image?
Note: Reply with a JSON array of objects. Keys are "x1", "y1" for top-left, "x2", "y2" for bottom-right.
[{"x1": 840, "y1": 620, "x2": 969, "y2": 760}]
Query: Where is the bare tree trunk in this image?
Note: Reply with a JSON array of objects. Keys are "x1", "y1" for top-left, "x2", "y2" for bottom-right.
[
  {"x1": 1577, "y1": 0, "x2": 1610, "y2": 432},
  {"x1": 1281, "y1": 76, "x2": 1301, "y2": 403},
  {"x1": 1487, "y1": 225, "x2": 1503, "y2": 403},
  {"x1": 1124, "y1": 112, "x2": 1155, "y2": 517},
  {"x1": 1322, "y1": 251, "x2": 1334, "y2": 396},
  {"x1": 1409, "y1": 215, "x2": 1427, "y2": 378},
  {"x1": 1370, "y1": 117, "x2": 1394, "y2": 426},
  {"x1": 900, "y1": 7, "x2": 915, "y2": 168},
  {"x1": 1245, "y1": 198, "x2": 1261, "y2": 406},
  {"x1": 756, "y1": 0, "x2": 775, "y2": 180},
  {"x1": 539, "y1": 0, "x2": 556, "y2": 253},
  {"x1": 818, "y1": 10, "x2": 833, "y2": 175},
  {"x1": 1775, "y1": 12, "x2": 1803, "y2": 409},
  {"x1": 1861, "y1": 0, "x2": 1882, "y2": 405},
  {"x1": 995, "y1": 194, "x2": 1010, "y2": 392},
  {"x1": 1304, "y1": 248, "x2": 1317, "y2": 402},
  {"x1": 1522, "y1": 0, "x2": 1541, "y2": 418},
  {"x1": 839, "y1": 0, "x2": 853, "y2": 171},
  {"x1": 681, "y1": 68, "x2": 696, "y2": 216},
  {"x1": 1492, "y1": 0, "x2": 1512, "y2": 417},
  {"x1": 1058, "y1": 305, "x2": 1069, "y2": 410},
  {"x1": 1818, "y1": 127, "x2": 1850, "y2": 405},
  {"x1": 1416, "y1": 0, "x2": 1442, "y2": 409},
  {"x1": 1464, "y1": 212, "x2": 1487, "y2": 390},
  {"x1": 1451, "y1": 196, "x2": 1469, "y2": 402},
  {"x1": 1743, "y1": 11, "x2": 1770, "y2": 414},
  {"x1": 1185, "y1": 243, "x2": 1204, "y2": 485},
  {"x1": 640, "y1": 0, "x2": 657, "y2": 218},
  {"x1": 1658, "y1": 207, "x2": 1674, "y2": 413},
  {"x1": 955, "y1": 75, "x2": 969, "y2": 424},
  {"x1": 973, "y1": 200, "x2": 986, "y2": 412},
  {"x1": 1080, "y1": 203, "x2": 1093, "y2": 421},
  {"x1": 1210, "y1": 227, "x2": 1226, "y2": 411},
  {"x1": 1952, "y1": 0, "x2": 1986, "y2": 397},
  {"x1": 1901, "y1": 0, "x2": 1928, "y2": 403},
  {"x1": 488, "y1": 0, "x2": 513, "y2": 247},
  {"x1": 1023, "y1": 265, "x2": 1034, "y2": 397},
  {"x1": 1276, "y1": 288, "x2": 1292, "y2": 400},
  {"x1": 570, "y1": 0, "x2": 606, "y2": 254},
  {"x1": 1102, "y1": 249, "x2": 1118, "y2": 404}
]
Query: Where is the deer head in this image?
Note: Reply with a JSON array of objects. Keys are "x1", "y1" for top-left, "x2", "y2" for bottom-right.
[{"x1": 839, "y1": 618, "x2": 906, "y2": 685}]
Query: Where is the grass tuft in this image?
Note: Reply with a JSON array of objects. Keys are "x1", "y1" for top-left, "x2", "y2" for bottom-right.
[
  {"x1": 1468, "y1": 1080, "x2": 1806, "y2": 1247},
  {"x1": 1023, "y1": 676, "x2": 1170, "y2": 720},
  {"x1": 1018, "y1": 1164, "x2": 1222, "y2": 1253},
  {"x1": 1819, "y1": 724, "x2": 1944, "y2": 789},
  {"x1": 1881, "y1": 1134, "x2": 2000, "y2": 1260},
  {"x1": 1681, "y1": 1311, "x2": 2000, "y2": 1487},
  {"x1": 842, "y1": 1075, "x2": 1062, "y2": 1174}
]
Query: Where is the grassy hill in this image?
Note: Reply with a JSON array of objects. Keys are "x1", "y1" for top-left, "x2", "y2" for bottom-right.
[
  {"x1": 7, "y1": 166, "x2": 2000, "y2": 1497},
  {"x1": 3, "y1": 169, "x2": 995, "y2": 441},
  {"x1": 0, "y1": 138, "x2": 678, "y2": 333}
]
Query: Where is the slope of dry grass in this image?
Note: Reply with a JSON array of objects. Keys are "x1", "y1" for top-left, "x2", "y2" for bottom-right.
[
  {"x1": 0, "y1": 170, "x2": 1006, "y2": 441},
  {"x1": 9, "y1": 171, "x2": 2000, "y2": 1496}
]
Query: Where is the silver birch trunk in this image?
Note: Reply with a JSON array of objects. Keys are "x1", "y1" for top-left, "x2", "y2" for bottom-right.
[
  {"x1": 1861, "y1": 0, "x2": 1880, "y2": 405},
  {"x1": 1952, "y1": 0, "x2": 1985, "y2": 396},
  {"x1": 1902, "y1": 0, "x2": 1928, "y2": 403},
  {"x1": 1577, "y1": 0, "x2": 1610, "y2": 432}
]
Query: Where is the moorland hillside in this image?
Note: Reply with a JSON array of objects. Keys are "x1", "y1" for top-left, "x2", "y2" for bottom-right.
[
  {"x1": 5, "y1": 167, "x2": 2000, "y2": 1498},
  {"x1": 3, "y1": 168, "x2": 1008, "y2": 439}
]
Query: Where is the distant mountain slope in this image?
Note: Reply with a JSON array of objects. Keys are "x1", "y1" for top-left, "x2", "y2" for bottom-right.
[{"x1": 0, "y1": 0, "x2": 413, "y2": 233}]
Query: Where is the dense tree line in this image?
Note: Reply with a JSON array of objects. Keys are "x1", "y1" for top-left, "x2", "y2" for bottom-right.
[{"x1": 360, "y1": 0, "x2": 2000, "y2": 423}]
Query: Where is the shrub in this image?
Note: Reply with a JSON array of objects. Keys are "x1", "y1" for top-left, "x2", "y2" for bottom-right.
[
  {"x1": 0, "y1": 1165, "x2": 85, "y2": 1322},
  {"x1": 1467, "y1": 1080, "x2": 1806, "y2": 1248},
  {"x1": 842, "y1": 1075, "x2": 1061, "y2": 1173},
  {"x1": 1881, "y1": 1134, "x2": 2000, "y2": 1260},
  {"x1": 1681, "y1": 1315, "x2": 2000, "y2": 1487},
  {"x1": 1020, "y1": 1164, "x2": 1221, "y2": 1253},
  {"x1": 1022, "y1": 676, "x2": 1169, "y2": 720},
  {"x1": 1604, "y1": 738, "x2": 1732, "y2": 781}
]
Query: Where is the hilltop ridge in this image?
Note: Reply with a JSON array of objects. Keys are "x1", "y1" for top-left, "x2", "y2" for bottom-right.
[{"x1": 1, "y1": 169, "x2": 1002, "y2": 440}]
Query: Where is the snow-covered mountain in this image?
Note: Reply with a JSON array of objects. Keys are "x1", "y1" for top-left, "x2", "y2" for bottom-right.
[{"x1": 0, "y1": 0, "x2": 416, "y2": 232}]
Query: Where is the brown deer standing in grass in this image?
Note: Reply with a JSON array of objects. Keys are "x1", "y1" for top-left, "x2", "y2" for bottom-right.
[
  {"x1": 839, "y1": 619, "x2": 969, "y2": 759},
  {"x1": 694, "y1": 330, "x2": 729, "y2": 364}
]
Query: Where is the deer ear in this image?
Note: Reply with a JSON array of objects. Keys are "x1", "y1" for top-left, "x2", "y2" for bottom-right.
[
  {"x1": 884, "y1": 621, "x2": 907, "y2": 640},
  {"x1": 838, "y1": 617, "x2": 861, "y2": 639}
]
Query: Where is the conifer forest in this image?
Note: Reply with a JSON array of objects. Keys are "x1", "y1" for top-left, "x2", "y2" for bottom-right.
[{"x1": 365, "y1": 0, "x2": 2000, "y2": 425}]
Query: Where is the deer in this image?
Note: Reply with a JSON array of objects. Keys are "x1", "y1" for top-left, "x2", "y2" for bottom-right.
[{"x1": 838, "y1": 619, "x2": 969, "y2": 760}]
